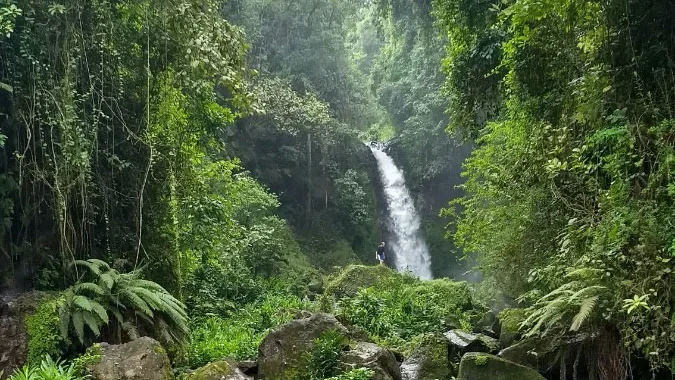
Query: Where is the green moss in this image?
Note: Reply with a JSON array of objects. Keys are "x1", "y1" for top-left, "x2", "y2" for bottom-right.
[
  {"x1": 73, "y1": 343, "x2": 102, "y2": 376},
  {"x1": 24, "y1": 294, "x2": 64, "y2": 363},
  {"x1": 474, "y1": 354, "x2": 488, "y2": 366},
  {"x1": 497, "y1": 308, "x2": 527, "y2": 333},
  {"x1": 403, "y1": 333, "x2": 451, "y2": 380},
  {"x1": 458, "y1": 353, "x2": 545, "y2": 380},
  {"x1": 324, "y1": 264, "x2": 414, "y2": 298},
  {"x1": 188, "y1": 360, "x2": 236, "y2": 380}
]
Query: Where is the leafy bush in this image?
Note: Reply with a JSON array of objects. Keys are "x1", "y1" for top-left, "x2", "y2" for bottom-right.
[
  {"x1": 5, "y1": 356, "x2": 85, "y2": 380},
  {"x1": 336, "y1": 276, "x2": 473, "y2": 350},
  {"x1": 25, "y1": 295, "x2": 65, "y2": 363},
  {"x1": 183, "y1": 293, "x2": 312, "y2": 368},
  {"x1": 59, "y1": 259, "x2": 188, "y2": 345},
  {"x1": 325, "y1": 368, "x2": 373, "y2": 380},
  {"x1": 300, "y1": 329, "x2": 346, "y2": 380}
]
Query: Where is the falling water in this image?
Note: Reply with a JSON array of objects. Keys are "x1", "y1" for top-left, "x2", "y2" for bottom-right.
[{"x1": 369, "y1": 144, "x2": 433, "y2": 280}]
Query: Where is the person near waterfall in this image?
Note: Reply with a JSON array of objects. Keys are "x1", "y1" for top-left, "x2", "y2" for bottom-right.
[{"x1": 375, "y1": 242, "x2": 386, "y2": 265}]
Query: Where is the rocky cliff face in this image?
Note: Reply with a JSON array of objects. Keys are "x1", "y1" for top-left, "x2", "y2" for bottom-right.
[{"x1": 0, "y1": 291, "x2": 45, "y2": 379}]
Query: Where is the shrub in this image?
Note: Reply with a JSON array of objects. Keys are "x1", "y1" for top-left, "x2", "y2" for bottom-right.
[
  {"x1": 59, "y1": 259, "x2": 188, "y2": 346},
  {"x1": 183, "y1": 293, "x2": 311, "y2": 368},
  {"x1": 5, "y1": 356, "x2": 85, "y2": 380},
  {"x1": 336, "y1": 278, "x2": 473, "y2": 350},
  {"x1": 300, "y1": 329, "x2": 346, "y2": 380},
  {"x1": 325, "y1": 368, "x2": 373, "y2": 380},
  {"x1": 25, "y1": 295, "x2": 65, "y2": 363}
]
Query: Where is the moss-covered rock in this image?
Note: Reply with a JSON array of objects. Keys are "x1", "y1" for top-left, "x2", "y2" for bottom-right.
[
  {"x1": 445, "y1": 330, "x2": 499, "y2": 357},
  {"x1": 87, "y1": 337, "x2": 173, "y2": 380},
  {"x1": 497, "y1": 308, "x2": 526, "y2": 347},
  {"x1": 457, "y1": 353, "x2": 545, "y2": 380},
  {"x1": 400, "y1": 333, "x2": 450, "y2": 380},
  {"x1": 403, "y1": 279, "x2": 473, "y2": 315},
  {"x1": 188, "y1": 359, "x2": 250, "y2": 380},
  {"x1": 498, "y1": 338, "x2": 559, "y2": 374},
  {"x1": 324, "y1": 265, "x2": 414, "y2": 298},
  {"x1": 0, "y1": 291, "x2": 51, "y2": 378},
  {"x1": 341, "y1": 342, "x2": 401, "y2": 380},
  {"x1": 257, "y1": 313, "x2": 349, "y2": 380}
]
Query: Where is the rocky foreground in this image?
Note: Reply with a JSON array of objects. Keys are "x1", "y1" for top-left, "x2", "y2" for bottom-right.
[{"x1": 68, "y1": 311, "x2": 550, "y2": 380}]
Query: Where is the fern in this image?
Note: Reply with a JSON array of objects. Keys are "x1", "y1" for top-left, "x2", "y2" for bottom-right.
[
  {"x1": 570, "y1": 296, "x2": 599, "y2": 331},
  {"x1": 59, "y1": 259, "x2": 189, "y2": 345},
  {"x1": 521, "y1": 277, "x2": 606, "y2": 338}
]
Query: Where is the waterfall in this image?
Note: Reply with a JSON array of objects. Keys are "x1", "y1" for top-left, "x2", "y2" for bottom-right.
[{"x1": 369, "y1": 144, "x2": 433, "y2": 280}]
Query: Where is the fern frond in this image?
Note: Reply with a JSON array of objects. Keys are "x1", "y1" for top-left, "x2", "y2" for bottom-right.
[
  {"x1": 120, "y1": 290, "x2": 153, "y2": 317},
  {"x1": 73, "y1": 295, "x2": 94, "y2": 311},
  {"x1": 58, "y1": 302, "x2": 71, "y2": 340},
  {"x1": 72, "y1": 282, "x2": 105, "y2": 296},
  {"x1": 121, "y1": 321, "x2": 139, "y2": 340},
  {"x1": 570, "y1": 296, "x2": 599, "y2": 331},
  {"x1": 99, "y1": 273, "x2": 116, "y2": 291},
  {"x1": 87, "y1": 259, "x2": 112, "y2": 272},
  {"x1": 90, "y1": 299, "x2": 109, "y2": 324},
  {"x1": 82, "y1": 312, "x2": 103, "y2": 337},
  {"x1": 569, "y1": 286, "x2": 605, "y2": 301},
  {"x1": 72, "y1": 311, "x2": 85, "y2": 344}
]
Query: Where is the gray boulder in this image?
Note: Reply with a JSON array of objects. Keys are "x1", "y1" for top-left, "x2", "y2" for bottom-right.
[
  {"x1": 498, "y1": 338, "x2": 560, "y2": 374},
  {"x1": 87, "y1": 337, "x2": 173, "y2": 380},
  {"x1": 257, "y1": 313, "x2": 349, "y2": 380},
  {"x1": 445, "y1": 330, "x2": 498, "y2": 359},
  {"x1": 457, "y1": 353, "x2": 545, "y2": 380},
  {"x1": 400, "y1": 334, "x2": 450, "y2": 380},
  {"x1": 188, "y1": 359, "x2": 250, "y2": 380},
  {"x1": 341, "y1": 342, "x2": 401, "y2": 380}
]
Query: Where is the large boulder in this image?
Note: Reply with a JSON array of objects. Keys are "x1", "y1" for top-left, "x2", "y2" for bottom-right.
[
  {"x1": 0, "y1": 291, "x2": 47, "y2": 379},
  {"x1": 498, "y1": 338, "x2": 560, "y2": 374},
  {"x1": 445, "y1": 330, "x2": 498, "y2": 359},
  {"x1": 258, "y1": 313, "x2": 349, "y2": 379},
  {"x1": 188, "y1": 359, "x2": 250, "y2": 380},
  {"x1": 87, "y1": 337, "x2": 173, "y2": 380},
  {"x1": 496, "y1": 308, "x2": 527, "y2": 348},
  {"x1": 400, "y1": 334, "x2": 450, "y2": 380},
  {"x1": 341, "y1": 342, "x2": 401, "y2": 380},
  {"x1": 324, "y1": 265, "x2": 411, "y2": 298},
  {"x1": 457, "y1": 353, "x2": 545, "y2": 380}
]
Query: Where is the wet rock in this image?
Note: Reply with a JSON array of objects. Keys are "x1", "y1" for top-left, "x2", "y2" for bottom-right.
[
  {"x1": 457, "y1": 352, "x2": 545, "y2": 380},
  {"x1": 400, "y1": 334, "x2": 450, "y2": 380},
  {"x1": 498, "y1": 338, "x2": 560, "y2": 374},
  {"x1": 236, "y1": 360, "x2": 257, "y2": 377},
  {"x1": 0, "y1": 291, "x2": 47, "y2": 379},
  {"x1": 87, "y1": 337, "x2": 173, "y2": 380},
  {"x1": 188, "y1": 359, "x2": 250, "y2": 380},
  {"x1": 341, "y1": 342, "x2": 401, "y2": 380},
  {"x1": 496, "y1": 308, "x2": 527, "y2": 348},
  {"x1": 257, "y1": 313, "x2": 348, "y2": 379},
  {"x1": 445, "y1": 330, "x2": 499, "y2": 357}
]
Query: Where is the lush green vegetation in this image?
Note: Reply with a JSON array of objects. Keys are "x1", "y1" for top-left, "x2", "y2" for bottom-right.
[
  {"x1": 1, "y1": 0, "x2": 674, "y2": 378},
  {"x1": 432, "y1": 0, "x2": 675, "y2": 374}
]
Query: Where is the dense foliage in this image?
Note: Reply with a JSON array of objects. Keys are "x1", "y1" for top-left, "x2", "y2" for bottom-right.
[{"x1": 434, "y1": 0, "x2": 675, "y2": 373}]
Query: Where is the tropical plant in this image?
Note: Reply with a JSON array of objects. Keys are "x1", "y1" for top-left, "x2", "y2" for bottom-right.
[
  {"x1": 59, "y1": 259, "x2": 188, "y2": 345},
  {"x1": 520, "y1": 269, "x2": 607, "y2": 337},
  {"x1": 300, "y1": 329, "x2": 346, "y2": 380},
  {"x1": 5, "y1": 356, "x2": 85, "y2": 380}
]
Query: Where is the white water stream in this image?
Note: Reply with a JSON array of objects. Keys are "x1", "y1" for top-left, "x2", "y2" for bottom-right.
[{"x1": 369, "y1": 144, "x2": 433, "y2": 279}]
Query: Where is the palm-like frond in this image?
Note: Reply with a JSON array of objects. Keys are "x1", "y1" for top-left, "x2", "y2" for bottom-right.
[
  {"x1": 521, "y1": 278, "x2": 606, "y2": 338},
  {"x1": 570, "y1": 296, "x2": 599, "y2": 331},
  {"x1": 59, "y1": 259, "x2": 189, "y2": 345}
]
